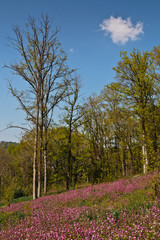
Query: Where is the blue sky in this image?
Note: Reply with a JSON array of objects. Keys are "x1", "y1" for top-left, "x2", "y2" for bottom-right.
[{"x1": 1, "y1": 0, "x2": 160, "y2": 142}]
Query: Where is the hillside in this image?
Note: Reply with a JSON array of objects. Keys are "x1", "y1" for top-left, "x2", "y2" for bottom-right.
[
  {"x1": 0, "y1": 173, "x2": 160, "y2": 239},
  {"x1": 0, "y1": 141, "x2": 18, "y2": 150}
]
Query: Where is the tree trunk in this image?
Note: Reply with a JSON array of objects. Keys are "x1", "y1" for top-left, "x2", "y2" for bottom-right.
[
  {"x1": 121, "y1": 141, "x2": 127, "y2": 177},
  {"x1": 67, "y1": 131, "x2": 71, "y2": 191},
  {"x1": 141, "y1": 118, "x2": 148, "y2": 174},
  {"x1": 33, "y1": 101, "x2": 39, "y2": 200},
  {"x1": 66, "y1": 175, "x2": 70, "y2": 191},
  {"x1": 142, "y1": 132, "x2": 148, "y2": 174},
  {"x1": 37, "y1": 123, "x2": 43, "y2": 198},
  {"x1": 37, "y1": 90, "x2": 44, "y2": 198},
  {"x1": 44, "y1": 123, "x2": 47, "y2": 195},
  {"x1": 128, "y1": 143, "x2": 134, "y2": 175}
]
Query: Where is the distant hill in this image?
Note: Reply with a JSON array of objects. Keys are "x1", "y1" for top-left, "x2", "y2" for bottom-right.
[{"x1": 0, "y1": 141, "x2": 18, "y2": 150}]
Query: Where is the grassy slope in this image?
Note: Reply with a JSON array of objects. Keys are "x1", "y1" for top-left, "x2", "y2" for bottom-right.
[{"x1": 0, "y1": 172, "x2": 160, "y2": 239}]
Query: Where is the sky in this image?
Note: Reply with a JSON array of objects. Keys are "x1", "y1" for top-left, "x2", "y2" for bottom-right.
[{"x1": 1, "y1": 0, "x2": 160, "y2": 142}]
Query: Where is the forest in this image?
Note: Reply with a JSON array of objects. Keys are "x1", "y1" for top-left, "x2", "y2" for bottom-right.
[{"x1": 1, "y1": 14, "x2": 160, "y2": 202}]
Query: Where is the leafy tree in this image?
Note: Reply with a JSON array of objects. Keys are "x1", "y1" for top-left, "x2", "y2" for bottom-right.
[
  {"x1": 61, "y1": 75, "x2": 84, "y2": 190},
  {"x1": 11, "y1": 133, "x2": 33, "y2": 196},
  {"x1": 100, "y1": 82, "x2": 139, "y2": 176},
  {"x1": 45, "y1": 126, "x2": 90, "y2": 190},
  {"x1": 113, "y1": 49, "x2": 156, "y2": 174},
  {"x1": 151, "y1": 45, "x2": 160, "y2": 171},
  {"x1": 0, "y1": 147, "x2": 14, "y2": 201},
  {"x1": 83, "y1": 94, "x2": 108, "y2": 182}
]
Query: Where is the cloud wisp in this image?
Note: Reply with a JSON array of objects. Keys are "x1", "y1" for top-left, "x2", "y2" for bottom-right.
[
  {"x1": 100, "y1": 16, "x2": 144, "y2": 45},
  {"x1": 69, "y1": 48, "x2": 74, "y2": 53}
]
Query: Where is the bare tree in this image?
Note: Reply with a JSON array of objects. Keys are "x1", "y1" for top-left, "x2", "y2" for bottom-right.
[{"x1": 6, "y1": 14, "x2": 73, "y2": 199}]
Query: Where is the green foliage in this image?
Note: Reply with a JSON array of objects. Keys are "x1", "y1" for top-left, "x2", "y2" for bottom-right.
[
  {"x1": 3, "y1": 178, "x2": 17, "y2": 203},
  {"x1": 0, "y1": 141, "x2": 18, "y2": 151},
  {"x1": 2, "y1": 46, "x2": 160, "y2": 196},
  {"x1": 11, "y1": 196, "x2": 32, "y2": 204},
  {"x1": 0, "y1": 202, "x2": 5, "y2": 207},
  {"x1": 78, "y1": 199, "x2": 91, "y2": 207},
  {"x1": 151, "y1": 174, "x2": 160, "y2": 199},
  {"x1": 0, "y1": 211, "x2": 26, "y2": 230},
  {"x1": 112, "y1": 210, "x2": 120, "y2": 223},
  {"x1": 13, "y1": 188, "x2": 25, "y2": 199},
  {"x1": 124, "y1": 190, "x2": 153, "y2": 214},
  {"x1": 23, "y1": 202, "x2": 33, "y2": 217}
]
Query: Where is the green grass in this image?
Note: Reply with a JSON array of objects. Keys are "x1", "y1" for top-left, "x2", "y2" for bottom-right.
[
  {"x1": 0, "y1": 196, "x2": 30, "y2": 230},
  {"x1": 11, "y1": 195, "x2": 32, "y2": 204},
  {"x1": 0, "y1": 202, "x2": 5, "y2": 207},
  {"x1": 0, "y1": 211, "x2": 26, "y2": 230},
  {"x1": 0, "y1": 195, "x2": 32, "y2": 208}
]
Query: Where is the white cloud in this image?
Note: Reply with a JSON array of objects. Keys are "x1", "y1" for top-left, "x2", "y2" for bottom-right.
[
  {"x1": 100, "y1": 16, "x2": 144, "y2": 45},
  {"x1": 69, "y1": 48, "x2": 74, "y2": 53}
]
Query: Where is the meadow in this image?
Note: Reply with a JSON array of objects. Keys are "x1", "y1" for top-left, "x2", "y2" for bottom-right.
[{"x1": 0, "y1": 173, "x2": 160, "y2": 239}]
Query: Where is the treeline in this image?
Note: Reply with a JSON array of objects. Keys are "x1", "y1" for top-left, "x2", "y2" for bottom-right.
[
  {"x1": 1, "y1": 15, "x2": 160, "y2": 201},
  {"x1": 0, "y1": 141, "x2": 18, "y2": 150}
]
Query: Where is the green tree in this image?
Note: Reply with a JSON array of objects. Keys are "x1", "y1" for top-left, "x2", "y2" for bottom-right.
[
  {"x1": 0, "y1": 147, "x2": 14, "y2": 201},
  {"x1": 151, "y1": 45, "x2": 160, "y2": 172},
  {"x1": 10, "y1": 133, "x2": 34, "y2": 196},
  {"x1": 61, "y1": 75, "x2": 84, "y2": 190},
  {"x1": 113, "y1": 49, "x2": 156, "y2": 174},
  {"x1": 83, "y1": 94, "x2": 107, "y2": 182},
  {"x1": 101, "y1": 82, "x2": 139, "y2": 177}
]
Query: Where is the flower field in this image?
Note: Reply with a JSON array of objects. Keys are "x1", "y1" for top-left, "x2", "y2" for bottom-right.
[{"x1": 0, "y1": 173, "x2": 160, "y2": 239}]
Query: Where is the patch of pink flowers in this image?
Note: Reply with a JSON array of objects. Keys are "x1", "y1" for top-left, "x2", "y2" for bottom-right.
[{"x1": 0, "y1": 172, "x2": 160, "y2": 239}]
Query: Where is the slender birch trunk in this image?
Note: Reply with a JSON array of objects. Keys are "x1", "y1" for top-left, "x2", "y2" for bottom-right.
[
  {"x1": 37, "y1": 122, "x2": 43, "y2": 198},
  {"x1": 44, "y1": 123, "x2": 47, "y2": 195},
  {"x1": 142, "y1": 132, "x2": 148, "y2": 174},
  {"x1": 67, "y1": 132, "x2": 71, "y2": 191},
  {"x1": 141, "y1": 117, "x2": 148, "y2": 174},
  {"x1": 33, "y1": 100, "x2": 39, "y2": 200},
  {"x1": 37, "y1": 87, "x2": 44, "y2": 198}
]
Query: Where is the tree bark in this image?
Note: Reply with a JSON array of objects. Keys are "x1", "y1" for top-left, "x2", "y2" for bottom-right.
[
  {"x1": 44, "y1": 122, "x2": 47, "y2": 195},
  {"x1": 142, "y1": 133, "x2": 148, "y2": 174},
  {"x1": 142, "y1": 118, "x2": 148, "y2": 174},
  {"x1": 33, "y1": 100, "x2": 39, "y2": 200},
  {"x1": 37, "y1": 122, "x2": 43, "y2": 198},
  {"x1": 37, "y1": 90, "x2": 44, "y2": 198},
  {"x1": 67, "y1": 129, "x2": 72, "y2": 191}
]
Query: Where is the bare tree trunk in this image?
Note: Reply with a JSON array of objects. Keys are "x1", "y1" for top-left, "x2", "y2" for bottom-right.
[
  {"x1": 128, "y1": 143, "x2": 134, "y2": 175},
  {"x1": 142, "y1": 133, "x2": 148, "y2": 174},
  {"x1": 44, "y1": 123, "x2": 47, "y2": 195},
  {"x1": 37, "y1": 152, "x2": 41, "y2": 198},
  {"x1": 121, "y1": 141, "x2": 127, "y2": 177},
  {"x1": 37, "y1": 124, "x2": 43, "y2": 198},
  {"x1": 67, "y1": 131, "x2": 71, "y2": 191},
  {"x1": 37, "y1": 92, "x2": 44, "y2": 198},
  {"x1": 33, "y1": 101, "x2": 39, "y2": 200},
  {"x1": 142, "y1": 118, "x2": 148, "y2": 174}
]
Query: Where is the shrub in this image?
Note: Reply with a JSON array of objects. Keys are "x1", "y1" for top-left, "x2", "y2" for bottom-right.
[{"x1": 13, "y1": 188, "x2": 25, "y2": 199}]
